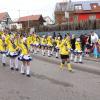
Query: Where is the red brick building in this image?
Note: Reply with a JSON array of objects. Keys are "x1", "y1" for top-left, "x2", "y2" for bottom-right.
[{"x1": 55, "y1": 0, "x2": 100, "y2": 24}]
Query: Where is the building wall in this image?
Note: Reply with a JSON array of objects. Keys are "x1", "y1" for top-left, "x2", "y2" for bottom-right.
[
  {"x1": 75, "y1": 13, "x2": 100, "y2": 22},
  {"x1": 44, "y1": 17, "x2": 54, "y2": 26},
  {"x1": 96, "y1": 13, "x2": 100, "y2": 19},
  {"x1": 20, "y1": 20, "x2": 43, "y2": 29},
  {"x1": 55, "y1": 12, "x2": 67, "y2": 24}
]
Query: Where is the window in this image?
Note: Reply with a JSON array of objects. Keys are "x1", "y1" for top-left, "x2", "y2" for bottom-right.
[
  {"x1": 91, "y1": 3, "x2": 98, "y2": 9},
  {"x1": 74, "y1": 5, "x2": 82, "y2": 10},
  {"x1": 89, "y1": 15, "x2": 96, "y2": 20}
]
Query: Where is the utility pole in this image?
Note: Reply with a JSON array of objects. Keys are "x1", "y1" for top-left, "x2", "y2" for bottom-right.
[
  {"x1": 18, "y1": 9, "x2": 20, "y2": 18},
  {"x1": 27, "y1": 11, "x2": 30, "y2": 28}
]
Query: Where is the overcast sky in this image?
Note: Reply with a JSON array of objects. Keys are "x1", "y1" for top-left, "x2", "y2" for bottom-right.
[{"x1": 0, "y1": 0, "x2": 96, "y2": 20}]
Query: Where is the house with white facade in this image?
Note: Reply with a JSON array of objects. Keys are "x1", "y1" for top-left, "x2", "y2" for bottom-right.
[
  {"x1": 0, "y1": 12, "x2": 12, "y2": 31},
  {"x1": 44, "y1": 16, "x2": 54, "y2": 26}
]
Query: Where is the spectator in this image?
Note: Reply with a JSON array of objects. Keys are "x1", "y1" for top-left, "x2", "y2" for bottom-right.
[
  {"x1": 52, "y1": 32, "x2": 56, "y2": 39},
  {"x1": 80, "y1": 34, "x2": 85, "y2": 52},
  {"x1": 57, "y1": 33, "x2": 62, "y2": 40},
  {"x1": 90, "y1": 31, "x2": 99, "y2": 44},
  {"x1": 84, "y1": 35, "x2": 91, "y2": 57},
  {"x1": 71, "y1": 34, "x2": 75, "y2": 51}
]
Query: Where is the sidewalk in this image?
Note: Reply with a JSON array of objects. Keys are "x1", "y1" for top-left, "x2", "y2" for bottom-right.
[
  {"x1": 84, "y1": 56, "x2": 100, "y2": 62},
  {"x1": 32, "y1": 53, "x2": 100, "y2": 75}
]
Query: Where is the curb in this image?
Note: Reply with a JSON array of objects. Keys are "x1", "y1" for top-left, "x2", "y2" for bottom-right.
[{"x1": 84, "y1": 57, "x2": 100, "y2": 62}]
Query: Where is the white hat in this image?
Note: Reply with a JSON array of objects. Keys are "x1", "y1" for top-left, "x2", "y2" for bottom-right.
[
  {"x1": 10, "y1": 35, "x2": 14, "y2": 40},
  {"x1": 76, "y1": 38, "x2": 80, "y2": 41},
  {"x1": 49, "y1": 36, "x2": 52, "y2": 38},
  {"x1": 58, "y1": 37, "x2": 60, "y2": 40},
  {"x1": 2, "y1": 35, "x2": 5, "y2": 40},
  {"x1": 42, "y1": 35, "x2": 45, "y2": 38},
  {"x1": 23, "y1": 37, "x2": 27, "y2": 42}
]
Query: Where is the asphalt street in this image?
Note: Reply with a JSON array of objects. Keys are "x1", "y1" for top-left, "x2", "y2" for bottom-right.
[{"x1": 0, "y1": 55, "x2": 100, "y2": 100}]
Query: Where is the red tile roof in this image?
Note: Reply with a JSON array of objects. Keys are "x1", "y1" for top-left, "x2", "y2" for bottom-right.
[
  {"x1": 0, "y1": 12, "x2": 8, "y2": 21},
  {"x1": 18, "y1": 15, "x2": 43, "y2": 22}
]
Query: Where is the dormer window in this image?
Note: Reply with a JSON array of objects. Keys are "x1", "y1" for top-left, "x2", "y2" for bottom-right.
[
  {"x1": 91, "y1": 3, "x2": 98, "y2": 9},
  {"x1": 93, "y1": 5, "x2": 97, "y2": 8},
  {"x1": 74, "y1": 4, "x2": 82, "y2": 10}
]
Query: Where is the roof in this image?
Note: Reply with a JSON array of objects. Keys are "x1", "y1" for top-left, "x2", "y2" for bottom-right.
[
  {"x1": 0, "y1": 12, "x2": 8, "y2": 21},
  {"x1": 74, "y1": 8, "x2": 100, "y2": 14},
  {"x1": 18, "y1": 15, "x2": 44, "y2": 22},
  {"x1": 71, "y1": 0, "x2": 100, "y2": 11},
  {"x1": 55, "y1": 0, "x2": 100, "y2": 12},
  {"x1": 44, "y1": 16, "x2": 53, "y2": 21},
  {"x1": 55, "y1": 2, "x2": 68, "y2": 12}
]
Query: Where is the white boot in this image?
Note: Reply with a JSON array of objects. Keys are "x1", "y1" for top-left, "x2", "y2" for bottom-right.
[
  {"x1": 15, "y1": 57, "x2": 19, "y2": 70},
  {"x1": 74, "y1": 55, "x2": 78, "y2": 63},
  {"x1": 42, "y1": 50, "x2": 45, "y2": 56},
  {"x1": 48, "y1": 50, "x2": 51, "y2": 57},
  {"x1": 2, "y1": 54, "x2": 6, "y2": 66},
  {"x1": 26, "y1": 66, "x2": 30, "y2": 77},
  {"x1": 20, "y1": 63, "x2": 25, "y2": 74},
  {"x1": 51, "y1": 49, "x2": 53, "y2": 56},
  {"x1": 10, "y1": 58, "x2": 14, "y2": 70},
  {"x1": 79, "y1": 55, "x2": 83, "y2": 63},
  {"x1": 70, "y1": 53, "x2": 73, "y2": 61},
  {"x1": 34, "y1": 50, "x2": 37, "y2": 54},
  {"x1": 56, "y1": 52, "x2": 59, "y2": 58}
]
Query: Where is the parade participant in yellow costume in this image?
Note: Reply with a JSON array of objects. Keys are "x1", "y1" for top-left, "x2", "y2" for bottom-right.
[
  {"x1": 47, "y1": 35, "x2": 53, "y2": 57},
  {"x1": 27, "y1": 34, "x2": 33, "y2": 52},
  {"x1": 7, "y1": 35, "x2": 20, "y2": 70},
  {"x1": 41, "y1": 35, "x2": 47, "y2": 56},
  {"x1": 13, "y1": 34, "x2": 21, "y2": 71},
  {"x1": 33, "y1": 35, "x2": 40, "y2": 54},
  {"x1": 18, "y1": 37, "x2": 32, "y2": 77},
  {"x1": 59, "y1": 39, "x2": 72, "y2": 72},
  {"x1": 0, "y1": 35, "x2": 7, "y2": 66},
  {"x1": 55, "y1": 36, "x2": 61, "y2": 58},
  {"x1": 74, "y1": 38, "x2": 83, "y2": 63},
  {"x1": 31, "y1": 33, "x2": 36, "y2": 53}
]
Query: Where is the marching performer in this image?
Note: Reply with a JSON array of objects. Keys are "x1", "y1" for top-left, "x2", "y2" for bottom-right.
[
  {"x1": 32, "y1": 34, "x2": 40, "y2": 54},
  {"x1": 18, "y1": 37, "x2": 32, "y2": 77},
  {"x1": 55, "y1": 36, "x2": 61, "y2": 58},
  {"x1": 59, "y1": 39, "x2": 72, "y2": 72},
  {"x1": 7, "y1": 35, "x2": 20, "y2": 70},
  {"x1": 27, "y1": 34, "x2": 33, "y2": 52},
  {"x1": 41, "y1": 35, "x2": 47, "y2": 56},
  {"x1": 0, "y1": 35, "x2": 7, "y2": 66},
  {"x1": 74, "y1": 38, "x2": 83, "y2": 63},
  {"x1": 47, "y1": 35, "x2": 53, "y2": 57}
]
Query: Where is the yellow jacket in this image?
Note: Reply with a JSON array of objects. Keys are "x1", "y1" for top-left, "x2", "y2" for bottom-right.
[
  {"x1": 0, "y1": 39, "x2": 6, "y2": 51},
  {"x1": 8, "y1": 40, "x2": 18, "y2": 52},
  {"x1": 47, "y1": 36, "x2": 52, "y2": 46},
  {"x1": 41, "y1": 37, "x2": 47, "y2": 45},
  {"x1": 75, "y1": 41, "x2": 82, "y2": 51},
  {"x1": 19, "y1": 43, "x2": 28, "y2": 55},
  {"x1": 59, "y1": 41, "x2": 69, "y2": 55}
]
